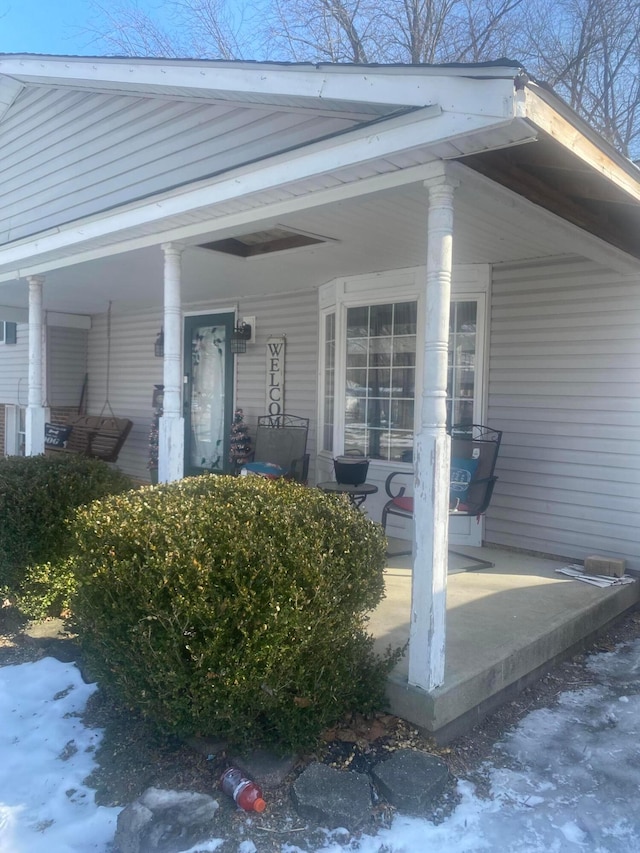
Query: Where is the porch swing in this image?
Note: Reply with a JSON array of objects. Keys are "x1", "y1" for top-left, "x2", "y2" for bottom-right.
[{"x1": 45, "y1": 303, "x2": 133, "y2": 462}]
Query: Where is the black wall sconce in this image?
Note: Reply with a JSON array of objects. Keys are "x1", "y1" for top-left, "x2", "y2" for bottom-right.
[
  {"x1": 154, "y1": 328, "x2": 164, "y2": 357},
  {"x1": 231, "y1": 321, "x2": 252, "y2": 354}
]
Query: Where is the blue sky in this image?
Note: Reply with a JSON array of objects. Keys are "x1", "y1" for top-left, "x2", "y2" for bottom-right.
[{"x1": 1, "y1": 0, "x2": 134, "y2": 55}]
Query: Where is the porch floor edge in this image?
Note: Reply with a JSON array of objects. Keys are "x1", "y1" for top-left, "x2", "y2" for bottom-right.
[{"x1": 372, "y1": 549, "x2": 640, "y2": 742}]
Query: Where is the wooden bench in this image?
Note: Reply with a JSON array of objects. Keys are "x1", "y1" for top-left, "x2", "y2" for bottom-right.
[{"x1": 45, "y1": 415, "x2": 133, "y2": 463}]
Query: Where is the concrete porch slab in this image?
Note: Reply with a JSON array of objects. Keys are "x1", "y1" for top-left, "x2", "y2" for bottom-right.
[{"x1": 369, "y1": 546, "x2": 640, "y2": 743}]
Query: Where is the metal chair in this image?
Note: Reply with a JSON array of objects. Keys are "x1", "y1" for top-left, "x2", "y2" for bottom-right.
[
  {"x1": 381, "y1": 424, "x2": 503, "y2": 566},
  {"x1": 242, "y1": 414, "x2": 310, "y2": 482}
]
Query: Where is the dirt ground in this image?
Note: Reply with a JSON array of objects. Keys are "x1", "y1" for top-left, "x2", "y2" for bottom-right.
[{"x1": 2, "y1": 600, "x2": 640, "y2": 852}]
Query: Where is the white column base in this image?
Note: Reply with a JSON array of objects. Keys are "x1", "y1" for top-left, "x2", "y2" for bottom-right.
[
  {"x1": 159, "y1": 416, "x2": 184, "y2": 483},
  {"x1": 26, "y1": 406, "x2": 47, "y2": 456}
]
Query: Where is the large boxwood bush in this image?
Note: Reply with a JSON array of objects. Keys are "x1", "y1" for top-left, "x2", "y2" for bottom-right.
[
  {"x1": 0, "y1": 454, "x2": 132, "y2": 615},
  {"x1": 71, "y1": 475, "x2": 395, "y2": 750}
]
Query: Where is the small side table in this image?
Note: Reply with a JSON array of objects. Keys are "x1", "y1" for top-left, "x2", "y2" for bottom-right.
[{"x1": 317, "y1": 481, "x2": 378, "y2": 508}]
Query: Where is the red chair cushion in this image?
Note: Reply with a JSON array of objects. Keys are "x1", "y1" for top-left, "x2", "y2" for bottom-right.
[{"x1": 392, "y1": 496, "x2": 414, "y2": 513}]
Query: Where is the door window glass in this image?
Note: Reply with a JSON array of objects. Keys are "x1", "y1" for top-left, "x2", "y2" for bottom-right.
[{"x1": 188, "y1": 324, "x2": 227, "y2": 472}]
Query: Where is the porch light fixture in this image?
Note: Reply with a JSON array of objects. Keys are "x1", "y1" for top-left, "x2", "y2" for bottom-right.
[
  {"x1": 154, "y1": 328, "x2": 164, "y2": 357},
  {"x1": 231, "y1": 321, "x2": 252, "y2": 354}
]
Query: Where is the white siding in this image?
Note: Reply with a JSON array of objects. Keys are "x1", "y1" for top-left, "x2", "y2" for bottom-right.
[
  {"x1": 87, "y1": 309, "x2": 164, "y2": 482},
  {"x1": 47, "y1": 326, "x2": 88, "y2": 407},
  {"x1": 0, "y1": 87, "x2": 359, "y2": 245},
  {"x1": 487, "y1": 257, "x2": 640, "y2": 571},
  {"x1": 234, "y1": 289, "x2": 319, "y2": 483},
  {"x1": 86, "y1": 288, "x2": 318, "y2": 482},
  {"x1": 0, "y1": 324, "x2": 28, "y2": 405}
]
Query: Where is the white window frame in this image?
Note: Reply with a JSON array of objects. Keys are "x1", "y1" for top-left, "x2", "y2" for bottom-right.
[
  {"x1": 318, "y1": 266, "x2": 489, "y2": 467},
  {"x1": 0, "y1": 322, "x2": 17, "y2": 345},
  {"x1": 5, "y1": 405, "x2": 26, "y2": 456}
]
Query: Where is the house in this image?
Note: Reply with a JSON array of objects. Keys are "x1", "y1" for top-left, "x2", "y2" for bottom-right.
[{"x1": 1, "y1": 54, "x2": 639, "y2": 728}]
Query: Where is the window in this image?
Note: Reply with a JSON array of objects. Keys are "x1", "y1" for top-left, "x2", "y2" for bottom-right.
[
  {"x1": 5, "y1": 405, "x2": 26, "y2": 456},
  {"x1": 0, "y1": 322, "x2": 17, "y2": 345},
  {"x1": 447, "y1": 301, "x2": 477, "y2": 430},
  {"x1": 322, "y1": 312, "x2": 336, "y2": 452},
  {"x1": 319, "y1": 273, "x2": 485, "y2": 465},
  {"x1": 344, "y1": 301, "x2": 416, "y2": 462}
]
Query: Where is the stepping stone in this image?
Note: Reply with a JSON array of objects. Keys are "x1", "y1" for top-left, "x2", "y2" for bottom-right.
[
  {"x1": 371, "y1": 749, "x2": 451, "y2": 815},
  {"x1": 291, "y1": 762, "x2": 372, "y2": 830}
]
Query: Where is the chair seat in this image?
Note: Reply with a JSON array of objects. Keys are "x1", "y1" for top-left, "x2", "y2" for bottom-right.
[{"x1": 390, "y1": 496, "x2": 414, "y2": 514}]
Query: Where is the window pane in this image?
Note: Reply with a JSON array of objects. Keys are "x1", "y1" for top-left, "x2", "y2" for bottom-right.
[
  {"x1": 322, "y1": 312, "x2": 336, "y2": 452},
  {"x1": 368, "y1": 369, "x2": 390, "y2": 395},
  {"x1": 370, "y1": 303, "x2": 393, "y2": 336},
  {"x1": 341, "y1": 301, "x2": 418, "y2": 462},
  {"x1": 394, "y1": 302, "x2": 417, "y2": 336},
  {"x1": 391, "y1": 367, "x2": 414, "y2": 398},
  {"x1": 347, "y1": 306, "x2": 368, "y2": 337},
  {"x1": 344, "y1": 427, "x2": 367, "y2": 455},
  {"x1": 390, "y1": 399, "x2": 414, "y2": 431},
  {"x1": 448, "y1": 300, "x2": 478, "y2": 428},
  {"x1": 392, "y1": 336, "x2": 416, "y2": 366}
]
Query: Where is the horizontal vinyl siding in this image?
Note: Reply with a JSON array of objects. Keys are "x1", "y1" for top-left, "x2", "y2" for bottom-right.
[
  {"x1": 0, "y1": 87, "x2": 358, "y2": 244},
  {"x1": 234, "y1": 289, "x2": 318, "y2": 483},
  {"x1": 87, "y1": 310, "x2": 164, "y2": 483},
  {"x1": 0, "y1": 324, "x2": 28, "y2": 405},
  {"x1": 86, "y1": 288, "x2": 318, "y2": 482},
  {"x1": 47, "y1": 326, "x2": 88, "y2": 407},
  {"x1": 487, "y1": 257, "x2": 640, "y2": 571}
]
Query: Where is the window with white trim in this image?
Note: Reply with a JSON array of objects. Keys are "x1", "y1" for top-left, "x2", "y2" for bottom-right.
[
  {"x1": 320, "y1": 284, "x2": 483, "y2": 463},
  {"x1": 5, "y1": 405, "x2": 26, "y2": 456},
  {"x1": 344, "y1": 301, "x2": 417, "y2": 462}
]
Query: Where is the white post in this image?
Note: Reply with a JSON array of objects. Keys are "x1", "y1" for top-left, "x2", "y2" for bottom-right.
[
  {"x1": 159, "y1": 243, "x2": 185, "y2": 483},
  {"x1": 409, "y1": 166, "x2": 457, "y2": 691},
  {"x1": 25, "y1": 275, "x2": 46, "y2": 456}
]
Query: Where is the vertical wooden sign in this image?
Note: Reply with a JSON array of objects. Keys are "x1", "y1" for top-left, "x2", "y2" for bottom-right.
[{"x1": 266, "y1": 336, "x2": 285, "y2": 416}]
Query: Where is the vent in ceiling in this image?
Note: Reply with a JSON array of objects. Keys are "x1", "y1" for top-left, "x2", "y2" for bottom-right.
[{"x1": 199, "y1": 227, "x2": 327, "y2": 258}]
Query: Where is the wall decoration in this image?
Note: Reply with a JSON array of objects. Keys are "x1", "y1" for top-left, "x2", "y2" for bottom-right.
[{"x1": 266, "y1": 336, "x2": 285, "y2": 417}]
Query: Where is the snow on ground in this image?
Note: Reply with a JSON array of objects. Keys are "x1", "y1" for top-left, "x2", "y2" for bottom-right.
[{"x1": 1, "y1": 641, "x2": 640, "y2": 852}]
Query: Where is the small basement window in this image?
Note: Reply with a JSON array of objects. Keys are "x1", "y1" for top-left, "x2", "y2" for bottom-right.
[{"x1": 200, "y1": 227, "x2": 327, "y2": 258}]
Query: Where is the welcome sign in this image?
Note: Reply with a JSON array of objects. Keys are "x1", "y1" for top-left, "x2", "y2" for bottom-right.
[{"x1": 266, "y1": 335, "x2": 285, "y2": 416}]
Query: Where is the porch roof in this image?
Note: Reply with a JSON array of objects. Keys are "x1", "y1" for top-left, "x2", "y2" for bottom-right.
[{"x1": 0, "y1": 56, "x2": 638, "y2": 316}]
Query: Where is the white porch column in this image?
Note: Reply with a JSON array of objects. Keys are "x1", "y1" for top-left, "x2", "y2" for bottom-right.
[
  {"x1": 409, "y1": 166, "x2": 457, "y2": 691},
  {"x1": 25, "y1": 275, "x2": 46, "y2": 456},
  {"x1": 159, "y1": 243, "x2": 185, "y2": 483}
]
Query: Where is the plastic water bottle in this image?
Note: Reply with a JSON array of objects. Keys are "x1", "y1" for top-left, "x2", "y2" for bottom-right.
[{"x1": 220, "y1": 767, "x2": 267, "y2": 813}]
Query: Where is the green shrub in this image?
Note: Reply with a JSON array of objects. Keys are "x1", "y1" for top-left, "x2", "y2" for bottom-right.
[
  {"x1": 0, "y1": 454, "x2": 132, "y2": 612},
  {"x1": 71, "y1": 475, "x2": 396, "y2": 750}
]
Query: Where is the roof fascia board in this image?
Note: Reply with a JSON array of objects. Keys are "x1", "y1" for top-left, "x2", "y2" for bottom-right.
[
  {"x1": 0, "y1": 76, "x2": 23, "y2": 121},
  {"x1": 523, "y1": 85, "x2": 640, "y2": 203},
  {"x1": 0, "y1": 56, "x2": 517, "y2": 112}
]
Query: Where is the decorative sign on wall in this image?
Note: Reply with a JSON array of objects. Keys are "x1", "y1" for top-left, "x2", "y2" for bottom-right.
[{"x1": 266, "y1": 335, "x2": 286, "y2": 416}]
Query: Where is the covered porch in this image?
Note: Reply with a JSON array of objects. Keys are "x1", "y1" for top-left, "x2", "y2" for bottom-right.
[
  {"x1": 371, "y1": 543, "x2": 640, "y2": 741},
  {"x1": 1, "y1": 56, "x2": 639, "y2": 729}
]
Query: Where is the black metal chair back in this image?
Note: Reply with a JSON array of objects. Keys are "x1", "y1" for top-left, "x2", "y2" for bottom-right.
[{"x1": 253, "y1": 414, "x2": 310, "y2": 482}]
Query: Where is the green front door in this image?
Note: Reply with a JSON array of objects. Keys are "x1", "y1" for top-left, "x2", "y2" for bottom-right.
[{"x1": 184, "y1": 313, "x2": 235, "y2": 476}]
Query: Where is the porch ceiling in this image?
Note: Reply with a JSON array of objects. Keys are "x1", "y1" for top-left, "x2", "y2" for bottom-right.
[
  {"x1": 463, "y1": 131, "x2": 640, "y2": 262},
  {"x1": 0, "y1": 171, "x2": 591, "y2": 315}
]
